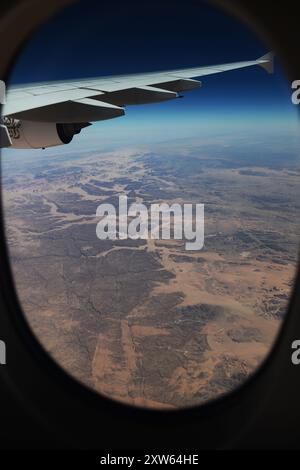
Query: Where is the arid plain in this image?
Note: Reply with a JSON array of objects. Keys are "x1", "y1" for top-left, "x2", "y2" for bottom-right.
[{"x1": 2, "y1": 134, "x2": 299, "y2": 408}]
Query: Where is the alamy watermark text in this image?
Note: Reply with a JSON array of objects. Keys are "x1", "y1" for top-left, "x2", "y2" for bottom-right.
[{"x1": 96, "y1": 195, "x2": 204, "y2": 251}]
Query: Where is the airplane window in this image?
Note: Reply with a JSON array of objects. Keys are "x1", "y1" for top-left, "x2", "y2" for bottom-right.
[{"x1": 1, "y1": 0, "x2": 299, "y2": 409}]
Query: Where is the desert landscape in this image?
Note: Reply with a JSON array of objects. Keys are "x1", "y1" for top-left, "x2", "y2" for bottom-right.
[{"x1": 2, "y1": 133, "x2": 299, "y2": 408}]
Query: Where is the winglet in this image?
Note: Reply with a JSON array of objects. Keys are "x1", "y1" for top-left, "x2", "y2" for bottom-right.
[{"x1": 257, "y1": 52, "x2": 274, "y2": 74}]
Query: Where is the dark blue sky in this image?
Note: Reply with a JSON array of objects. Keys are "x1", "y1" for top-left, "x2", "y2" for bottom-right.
[{"x1": 7, "y1": 0, "x2": 297, "y2": 147}]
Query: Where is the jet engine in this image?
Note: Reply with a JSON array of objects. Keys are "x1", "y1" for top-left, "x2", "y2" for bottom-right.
[{"x1": 3, "y1": 118, "x2": 91, "y2": 149}]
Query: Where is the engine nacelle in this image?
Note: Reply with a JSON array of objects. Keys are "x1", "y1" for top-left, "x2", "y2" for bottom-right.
[{"x1": 4, "y1": 118, "x2": 90, "y2": 149}]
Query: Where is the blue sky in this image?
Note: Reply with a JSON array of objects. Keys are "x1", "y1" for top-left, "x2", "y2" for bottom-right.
[{"x1": 4, "y1": 0, "x2": 299, "y2": 155}]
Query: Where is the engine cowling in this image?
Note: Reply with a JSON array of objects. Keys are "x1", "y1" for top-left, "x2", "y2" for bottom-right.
[{"x1": 4, "y1": 118, "x2": 90, "y2": 149}]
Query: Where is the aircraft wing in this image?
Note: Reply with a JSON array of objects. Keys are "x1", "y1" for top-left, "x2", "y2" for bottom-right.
[{"x1": 2, "y1": 52, "x2": 274, "y2": 124}]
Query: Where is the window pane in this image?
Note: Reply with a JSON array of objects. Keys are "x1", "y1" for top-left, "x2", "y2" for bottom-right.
[{"x1": 1, "y1": 0, "x2": 299, "y2": 409}]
